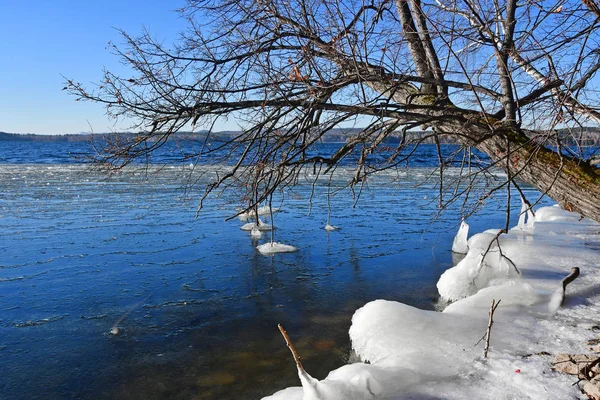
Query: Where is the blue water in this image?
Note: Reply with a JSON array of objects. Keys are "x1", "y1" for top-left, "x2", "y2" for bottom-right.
[{"x1": 0, "y1": 140, "x2": 545, "y2": 399}]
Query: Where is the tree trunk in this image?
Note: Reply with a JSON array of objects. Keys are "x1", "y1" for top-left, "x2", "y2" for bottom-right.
[{"x1": 477, "y1": 128, "x2": 600, "y2": 222}]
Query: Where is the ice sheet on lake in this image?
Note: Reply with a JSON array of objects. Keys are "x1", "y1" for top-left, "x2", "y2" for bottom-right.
[{"x1": 263, "y1": 206, "x2": 600, "y2": 400}]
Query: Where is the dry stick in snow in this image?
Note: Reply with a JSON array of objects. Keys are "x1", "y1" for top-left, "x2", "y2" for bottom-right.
[
  {"x1": 560, "y1": 267, "x2": 581, "y2": 307},
  {"x1": 278, "y1": 323, "x2": 305, "y2": 372},
  {"x1": 484, "y1": 299, "x2": 501, "y2": 358}
]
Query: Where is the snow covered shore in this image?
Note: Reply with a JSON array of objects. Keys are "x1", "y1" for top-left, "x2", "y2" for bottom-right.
[{"x1": 263, "y1": 206, "x2": 600, "y2": 400}]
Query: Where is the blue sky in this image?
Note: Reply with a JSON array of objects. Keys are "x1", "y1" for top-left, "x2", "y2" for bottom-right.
[{"x1": 0, "y1": 1, "x2": 188, "y2": 134}]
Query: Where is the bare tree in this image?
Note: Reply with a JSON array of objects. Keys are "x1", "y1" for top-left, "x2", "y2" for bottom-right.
[{"x1": 67, "y1": 0, "x2": 600, "y2": 221}]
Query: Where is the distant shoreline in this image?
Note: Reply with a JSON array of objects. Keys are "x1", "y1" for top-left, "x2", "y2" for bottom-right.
[{"x1": 2, "y1": 128, "x2": 600, "y2": 146}]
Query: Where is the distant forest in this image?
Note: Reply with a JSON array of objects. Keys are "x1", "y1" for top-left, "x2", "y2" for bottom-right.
[{"x1": 2, "y1": 127, "x2": 600, "y2": 146}]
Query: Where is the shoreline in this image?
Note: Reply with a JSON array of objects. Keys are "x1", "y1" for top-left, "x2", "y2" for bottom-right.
[{"x1": 265, "y1": 205, "x2": 600, "y2": 399}]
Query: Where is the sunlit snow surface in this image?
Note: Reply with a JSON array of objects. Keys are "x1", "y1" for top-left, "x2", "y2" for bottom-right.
[
  {"x1": 451, "y1": 219, "x2": 469, "y2": 254},
  {"x1": 240, "y1": 218, "x2": 273, "y2": 231},
  {"x1": 265, "y1": 206, "x2": 600, "y2": 400},
  {"x1": 257, "y1": 242, "x2": 298, "y2": 255}
]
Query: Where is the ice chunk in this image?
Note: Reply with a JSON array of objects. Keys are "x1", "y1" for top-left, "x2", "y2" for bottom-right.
[
  {"x1": 515, "y1": 195, "x2": 535, "y2": 232},
  {"x1": 238, "y1": 206, "x2": 280, "y2": 221},
  {"x1": 517, "y1": 197, "x2": 527, "y2": 230},
  {"x1": 452, "y1": 220, "x2": 469, "y2": 254},
  {"x1": 257, "y1": 205, "x2": 279, "y2": 216},
  {"x1": 241, "y1": 218, "x2": 273, "y2": 231},
  {"x1": 250, "y1": 226, "x2": 262, "y2": 238},
  {"x1": 256, "y1": 242, "x2": 298, "y2": 254},
  {"x1": 547, "y1": 287, "x2": 564, "y2": 313},
  {"x1": 439, "y1": 234, "x2": 519, "y2": 302}
]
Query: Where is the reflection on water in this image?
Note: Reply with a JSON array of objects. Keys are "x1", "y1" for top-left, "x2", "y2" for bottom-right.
[{"x1": 0, "y1": 164, "x2": 539, "y2": 399}]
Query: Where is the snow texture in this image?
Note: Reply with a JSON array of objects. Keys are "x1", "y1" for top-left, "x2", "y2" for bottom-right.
[
  {"x1": 240, "y1": 218, "x2": 273, "y2": 231},
  {"x1": 438, "y1": 228, "x2": 520, "y2": 302},
  {"x1": 264, "y1": 206, "x2": 600, "y2": 400},
  {"x1": 516, "y1": 195, "x2": 535, "y2": 232},
  {"x1": 256, "y1": 242, "x2": 298, "y2": 255},
  {"x1": 237, "y1": 206, "x2": 280, "y2": 221},
  {"x1": 451, "y1": 219, "x2": 469, "y2": 254},
  {"x1": 250, "y1": 226, "x2": 263, "y2": 238}
]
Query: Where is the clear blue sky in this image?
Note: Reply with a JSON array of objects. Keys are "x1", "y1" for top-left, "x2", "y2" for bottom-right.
[{"x1": 0, "y1": 1, "x2": 189, "y2": 134}]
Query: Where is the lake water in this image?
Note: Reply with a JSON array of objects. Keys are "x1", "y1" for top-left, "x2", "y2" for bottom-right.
[{"x1": 0, "y1": 140, "x2": 544, "y2": 399}]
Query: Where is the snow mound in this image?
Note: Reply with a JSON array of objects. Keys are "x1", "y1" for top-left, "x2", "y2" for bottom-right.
[
  {"x1": 438, "y1": 230, "x2": 520, "y2": 302},
  {"x1": 264, "y1": 363, "x2": 418, "y2": 400},
  {"x1": 452, "y1": 220, "x2": 469, "y2": 254},
  {"x1": 256, "y1": 242, "x2": 298, "y2": 255},
  {"x1": 263, "y1": 205, "x2": 600, "y2": 400}
]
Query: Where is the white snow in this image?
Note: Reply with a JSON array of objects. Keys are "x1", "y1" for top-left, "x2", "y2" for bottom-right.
[
  {"x1": 438, "y1": 228, "x2": 521, "y2": 302},
  {"x1": 250, "y1": 226, "x2": 263, "y2": 238},
  {"x1": 258, "y1": 205, "x2": 279, "y2": 216},
  {"x1": 324, "y1": 224, "x2": 340, "y2": 231},
  {"x1": 256, "y1": 242, "x2": 298, "y2": 255},
  {"x1": 263, "y1": 206, "x2": 600, "y2": 400},
  {"x1": 240, "y1": 218, "x2": 273, "y2": 231},
  {"x1": 451, "y1": 219, "x2": 469, "y2": 254},
  {"x1": 515, "y1": 195, "x2": 535, "y2": 232},
  {"x1": 237, "y1": 205, "x2": 280, "y2": 221}
]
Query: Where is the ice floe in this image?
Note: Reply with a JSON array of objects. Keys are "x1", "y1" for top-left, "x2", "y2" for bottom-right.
[{"x1": 257, "y1": 242, "x2": 298, "y2": 255}]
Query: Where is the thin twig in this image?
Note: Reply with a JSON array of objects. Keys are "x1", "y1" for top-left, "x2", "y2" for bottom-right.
[
  {"x1": 559, "y1": 267, "x2": 581, "y2": 307},
  {"x1": 278, "y1": 324, "x2": 305, "y2": 372},
  {"x1": 484, "y1": 299, "x2": 501, "y2": 358}
]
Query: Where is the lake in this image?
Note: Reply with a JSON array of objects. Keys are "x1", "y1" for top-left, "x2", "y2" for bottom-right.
[{"x1": 0, "y1": 140, "x2": 544, "y2": 399}]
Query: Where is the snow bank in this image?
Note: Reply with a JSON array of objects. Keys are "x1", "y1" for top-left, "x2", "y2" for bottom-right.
[
  {"x1": 263, "y1": 206, "x2": 600, "y2": 400},
  {"x1": 256, "y1": 242, "x2": 298, "y2": 255},
  {"x1": 438, "y1": 228, "x2": 521, "y2": 301}
]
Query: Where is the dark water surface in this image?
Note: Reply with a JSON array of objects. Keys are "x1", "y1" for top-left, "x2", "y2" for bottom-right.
[{"x1": 0, "y1": 141, "x2": 539, "y2": 399}]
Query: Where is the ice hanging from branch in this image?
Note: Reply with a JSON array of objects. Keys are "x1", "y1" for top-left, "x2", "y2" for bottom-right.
[
  {"x1": 256, "y1": 197, "x2": 298, "y2": 255},
  {"x1": 257, "y1": 242, "x2": 298, "y2": 254},
  {"x1": 324, "y1": 179, "x2": 339, "y2": 231},
  {"x1": 452, "y1": 220, "x2": 469, "y2": 254},
  {"x1": 516, "y1": 195, "x2": 535, "y2": 232},
  {"x1": 241, "y1": 218, "x2": 273, "y2": 231}
]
